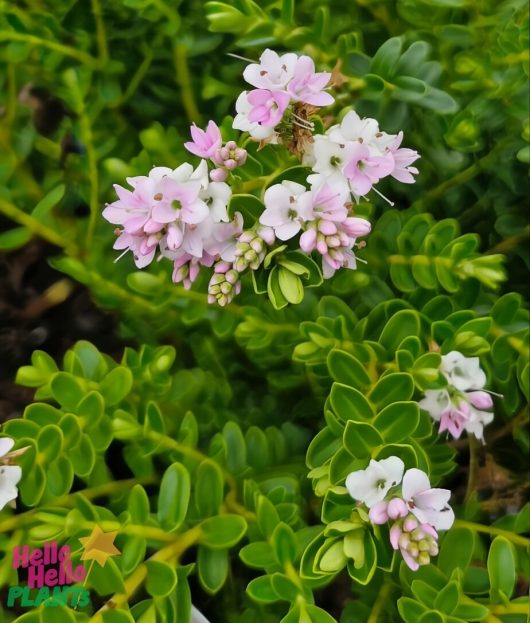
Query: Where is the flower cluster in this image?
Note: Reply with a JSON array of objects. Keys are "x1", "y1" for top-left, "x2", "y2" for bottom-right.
[
  {"x1": 346, "y1": 457, "x2": 454, "y2": 571},
  {"x1": 103, "y1": 48, "x2": 420, "y2": 306},
  {"x1": 0, "y1": 437, "x2": 23, "y2": 511},
  {"x1": 306, "y1": 110, "x2": 420, "y2": 202},
  {"x1": 233, "y1": 49, "x2": 334, "y2": 141},
  {"x1": 419, "y1": 351, "x2": 494, "y2": 441}
]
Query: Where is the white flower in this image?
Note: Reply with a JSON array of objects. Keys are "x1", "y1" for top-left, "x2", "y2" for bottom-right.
[
  {"x1": 346, "y1": 457, "x2": 405, "y2": 508},
  {"x1": 259, "y1": 180, "x2": 308, "y2": 240},
  {"x1": 419, "y1": 389, "x2": 451, "y2": 423},
  {"x1": 441, "y1": 351, "x2": 486, "y2": 391},
  {"x1": 328, "y1": 110, "x2": 380, "y2": 145},
  {"x1": 465, "y1": 406, "x2": 494, "y2": 443},
  {"x1": 0, "y1": 438, "x2": 22, "y2": 511},
  {"x1": 402, "y1": 468, "x2": 454, "y2": 531},
  {"x1": 243, "y1": 49, "x2": 298, "y2": 91}
]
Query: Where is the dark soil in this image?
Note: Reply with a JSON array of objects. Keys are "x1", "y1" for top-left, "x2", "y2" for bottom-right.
[{"x1": 0, "y1": 237, "x2": 129, "y2": 423}]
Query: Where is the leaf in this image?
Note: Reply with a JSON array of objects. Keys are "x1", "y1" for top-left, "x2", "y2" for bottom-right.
[
  {"x1": 438, "y1": 528, "x2": 475, "y2": 575},
  {"x1": 278, "y1": 266, "x2": 304, "y2": 304},
  {"x1": 487, "y1": 536, "x2": 517, "y2": 602},
  {"x1": 199, "y1": 515, "x2": 247, "y2": 549},
  {"x1": 157, "y1": 463, "x2": 191, "y2": 531},
  {"x1": 379, "y1": 310, "x2": 421, "y2": 351},
  {"x1": 369, "y1": 373, "x2": 415, "y2": 409},
  {"x1": 343, "y1": 421, "x2": 383, "y2": 458},
  {"x1": 32, "y1": 184, "x2": 65, "y2": 218},
  {"x1": 228, "y1": 193, "x2": 264, "y2": 226},
  {"x1": 0, "y1": 227, "x2": 32, "y2": 251},
  {"x1": 195, "y1": 460, "x2": 224, "y2": 517},
  {"x1": 50, "y1": 373, "x2": 84, "y2": 409},
  {"x1": 373, "y1": 402, "x2": 420, "y2": 442},
  {"x1": 145, "y1": 560, "x2": 178, "y2": 597},
  {"x1": 272, "y1": 522, "x2": 297, "y2": 565},
  {"x1": 198, "y1": 546, "x2": 229, "y2": 594},
  {"x1": 247, "y1": 575, "x2": 280, "y2": 603},
  {"x1": 327, "y1": 350, "x2": 371, "y2": 389},
  {"x1": 99, "y1": 367, "x2": 133, "y2": 406},
  {"x1": 370, "y1": 37, "x2": 403, "y2": 78},
  {"x1": 330, "y1": 383, "x2": 375, "y2": 421}
]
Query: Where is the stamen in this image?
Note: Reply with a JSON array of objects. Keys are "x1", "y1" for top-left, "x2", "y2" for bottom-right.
[
  {"x1": 483, "y1": 389, "x2": 504, "y2": 398},
  {"x1": 293, "y1": 119, "x2": 314, "y2": 130},
  {"x1": 371, "y1": 186, "x2": 395, "y2": 206},
  {"x1": 226, "y1": 52, "x2": 257, "y2": 63},
  {"x1": 356, "y1": 256, "x2": 368, "y2": 264},
  {"x1": 292, "y1": 112, "x2": 314, "y2": 128},
  {"x1": 114, "y1": 248, "x2": 129, "y2": 263}
]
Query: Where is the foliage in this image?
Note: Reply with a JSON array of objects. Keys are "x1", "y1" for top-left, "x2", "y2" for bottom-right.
[{"x1": 0, "y1": 1, "x2": 528, "y2": 623}]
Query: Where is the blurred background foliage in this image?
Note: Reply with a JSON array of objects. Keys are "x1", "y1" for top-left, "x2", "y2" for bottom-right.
[{"x1": 0, "y1": 1, "x2": 529, "y2": 622}]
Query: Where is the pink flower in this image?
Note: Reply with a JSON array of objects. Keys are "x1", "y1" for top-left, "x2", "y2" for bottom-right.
[
  {"x1": 247, "y1": 89, "x2": 291, "y2": 128},
  {"x1": 390, "y1": 519, "x2": 439, "y2": 571},
  {"x1": 243, "y1": 49, "x2": 298, "y2": 91},
  {"x1": 342, "y1": 143, "x2": 395, "y2": 196},
  {"x1": 386, "y1": 131, "x2": 420, "y2": 184},
  {"x1": 402, "y1": 469, "x2": 455, "y2": 531},
  {"x1": 184, "y1": 121, "x2": 222, "y2": 159},
  {"x1": 439, "y1": 400, "x2": 470, "y2": 439},
  {"x1": 151, "y1": 177, "x2": 208, "y2": 225},
  {"x1": 287, "y1": 55, "x2": 334, "y2": 107},
  {"x1": 297, "y1": 183, "x2": 349, "y2": 223}
]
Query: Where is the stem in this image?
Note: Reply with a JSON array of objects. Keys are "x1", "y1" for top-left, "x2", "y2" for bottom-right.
[
  {"x1": 0, "y1": 32, "x2": 100, "y2": 68},
  {"x1": 487, "y1": 226, "x2": 530, "y2": 255},
  {"x1": 89, "y1": 526, "x2": 202, "y2": 622},
  {"x1": 91, "y1": 0, "x2": 109, "y2": 64},
  {"x1": 465, "y1": 436, "x2": 480, "y2": 501},
  {"x1": 0, "y1": 197, "x2": 77, "y2": 254},
  {"x1": 454, "y1": 520, "x2": 530, "y2": 548},
  {"x1": 173, "y1": 43, "x2": 202, "y2": 124},
  {"x1": 489, "y1": 603, "x2": 530, "y2": 615},
  {"x1": 0, "y1": 477, "x2": 154, "y2": 534},
  {"x1": 367, "y1": 581, "x2": 394, "y2": 623},
  {"x1": 77, "y1": 99, "x2": 99, "y2": 250},
  {"x1": 111, "y1": 48, "x2": 153, "y2": 108}
]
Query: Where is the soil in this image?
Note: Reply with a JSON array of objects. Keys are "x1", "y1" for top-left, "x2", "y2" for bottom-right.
[{"x1": 0, "y1": 236, "x2": 129, "y2": 423}]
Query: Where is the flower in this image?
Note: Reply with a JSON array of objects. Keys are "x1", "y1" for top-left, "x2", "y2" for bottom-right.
[
  {"x1": 386, "y1": 131, "x2": 420, "y2": 183},
  {"x1": 0, "y1": 438, "x2": 22, "y2": 511},
  {"x1": 259, "y1": 181, "x2": 308, "y2": 240},
  {"x1": 441, "y1": 351, "x2": 487, "y2": 391},
  {"x1": 401, "y1": 468, "x2": 455, "y2": 531},
  {"x1": 233, "y1": 91, "x2": 278, "y2": 141},
  {"x1": 287, "y1": 55, "x2": 334, "y2": 106},
  {"x1": 345, "y1": 457, "x2": 405, "y2": 508},
  {"x1": 184, "y1": 120, "x2": 222, "y2": 159},
  {"x1": 419, "y1": 351, "x2": 494, "y2": 441},
  {"x1": 243, "y1": 49, "x2": 298, "y2": 91},
  {"x1": 342, "y1": 142, "x2": 394, "y2": 196},
  {"x1": 247, "y1": 89, "x2": 291, "y2": 128},
  {"x1": 208, "y1": 261, "x2": 241, "y2": 307}
]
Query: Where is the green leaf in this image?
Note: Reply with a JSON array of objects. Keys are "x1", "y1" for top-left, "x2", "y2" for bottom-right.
[
  {"x1": 103, "y1": 611, "x2": 136, "y2": 623},
  {"x1": 145, "y1": 560, "x2": 178, "y2": 597},
  {"x1": 438, "y1": 528, "x2": 475, "y2": 575},
  {"x1": 347, "y1": 531, "x2": 377, "y2": 584},
  {"x1": 50, "y1": 372, "x2": 84, "y2": 409},
  {"x1": 198, "y1": 546, "x2": 229, "y2": 594},
  {"x1": 32, "y1": 184, "x2": 65, "y2": 218},
  {"x1": 157, "y1": 463, "x2": 191, "y2": 531},
  {"x1": 272, "y1": 522, "x2": 298, "y2": 565},
  {"x1": 327, "y1": 350, "x2": 371, "y2": 389},
  {"x1": 228, "y1": 193, "x2": 264, "y2": 226},
  {"x1": 434, "y1": 581, "x2": 460, "y2": 614},
  {"x1": 487, "y1": 536, "x2": 517, "y2": 602},
  {"x1": 195, "y1": 459, "x2": 224, "y2": 517},
  {"x1": 370, "y1": 37, "x2": 403, "y2": 78},
  {"x1": 0, "y1": 227, "x2": 32, "y2": 251},
  {"x1": 268, "y1": 265, "x2": 289, "y2": 309},
  {"x1": 398, "y1": 597, "x2": 429, "y2": 623},
  {"x1": 199, "y1": 514, "x2": 247, "y2": 549},
  {"x1": 278, "y1": 266, "x2": 305, "y2": 304},
  {"x1": 369, "y1": 373, "x2": 415, "y2": 409},
  {"x1": 343, "y1": 421, "x2": 383, "y2": 458},
  {"x1": 379, "y1": 310, "x2": 421, "y2": 351},
  {"x1": 128, "y1": 485, "x2": 150, "y2": 523},
  {"x1": 257, "y1": 495, "x2": 281, "y2": 538},
  {"x1": 305, "y1": 605, "x2": 338, "y2": 623},
  {"x1": 247, "y1": 575, "x2": 280, "y2": 603},
  {"x1": 99, "y1": 367, "x2": 133, "y2": 406},
  {"x1": 373, "y1": 401, "x2": 420, "y2": 442},
  {"x1": 330, "y1": 383, "x2": 375, "y2": 421}
]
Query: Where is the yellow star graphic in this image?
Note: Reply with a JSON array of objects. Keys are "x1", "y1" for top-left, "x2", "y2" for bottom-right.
[{"x1": 79, "y1": 525, "x2": 121, "y2": 568}]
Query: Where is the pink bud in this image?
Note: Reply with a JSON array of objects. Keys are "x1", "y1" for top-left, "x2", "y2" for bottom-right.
[
  {"x1": 368, "y1": 501, "x2": 389, "y2": 525},
  {"x1": 300, "y1": 228, "x2": 317, "y2": 252},
  {"x1": 319, "y1": 220, "x2": 337, "y2": 236},
  {"x1": 403, "y1": 517, "x2": 418, "y2": 533},
  {"x1": 258, "y1": 226, "x2": 275, "y2": 246},
  {"x1": 420, "y1": 523, "x2": 438, "y2": 539},
  {"x1": 468, "y1": 391, "x2": 493, "y2": 410},
  {"x1": 387, "y1": 498, "x2": 408, "y2": 520},
  {"x1": 316, "y1": 239, "x2": 328, "y2": 255},
  {"x1": 343, "y1": 217, "x2": 371, "y2": 237},
  {"x1": 210, "y1": 168, "x2": 228, "y2": 182},
  {"x1": 389, "y1": 523, "x2": 402, "y2": 550},
  {"x1": 214, "y1": 261, "x2": 230, "y2": 273},
  {"x1": 224, "y1": 158, "x2": 238, "y2": 170}
]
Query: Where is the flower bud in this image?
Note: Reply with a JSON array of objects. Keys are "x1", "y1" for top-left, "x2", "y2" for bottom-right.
[
  {"x1": 468, "y1": 390, "x2": 493, "y2": 410},
  {"x1": 210, "y1": 168, "x2": 228, "y2": 182},
  {"x1": 368, "y1": 501, "x2": 388, "y2": 525},
  {"x1": 387, "y1": 498, "x2": 408, "y2": 520}
]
